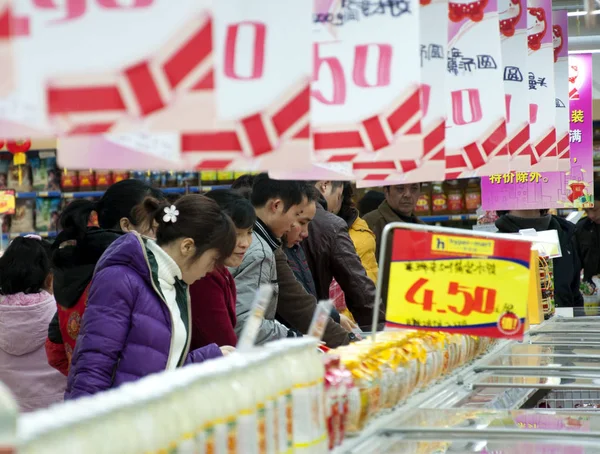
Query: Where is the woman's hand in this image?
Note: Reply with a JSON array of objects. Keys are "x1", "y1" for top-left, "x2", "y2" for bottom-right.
[
  {"x1": 339, "y1": 314, "x2": 358, "y2": 333},
  {"x1": 220, "y1": 345, "x2": 236, "y2": 356}
]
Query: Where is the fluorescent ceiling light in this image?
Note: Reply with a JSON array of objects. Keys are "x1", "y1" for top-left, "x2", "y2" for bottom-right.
[
  {"x1": 568, "y1": 49, "x2": 600, "y2": 54},
  {"x1": 567, "y1": 9, "x2": 600, "y2": 15}
]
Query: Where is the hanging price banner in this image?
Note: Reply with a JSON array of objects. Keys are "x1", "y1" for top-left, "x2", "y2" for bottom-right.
[
  {"x1": 526, "y1": 0, "x2": 557, "y2": 172},
  {"x1": 354, "y1": 0, "x2": 448, "y2": 187},
  {"x1": 0, "y1": 189, "x2": 15, "y2": 215},
  {"x1": 498, "y1": 0, "x2": 534, "y2": 172},
  {"x1": 552, "y1": 10, "x2": 570, "y2": 171},
  {"x1": 383, "y1": 226, "x2": 531, "y2": 339}
]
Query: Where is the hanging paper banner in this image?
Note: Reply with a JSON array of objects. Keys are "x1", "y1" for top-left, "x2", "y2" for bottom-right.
[
  {"x1": 480, "y1": 54, "x2": 594, "y2": 210},
  {"x1": 310, "y1": 0, "x2": 423, "y2": 167},
  {"x1": 553, "y1": 10, "x2": 570, "y2": 171},
  {"x1": 4, "y1": 1, "x2": 212, "y2": 139},
  {"x1": 354, "y1": 0, "x2": 447, "y2": 187},
  {"x1": 526, "y1": 0, "x2": 557, "y2": 171},
  {"x1": 499, "y1": 0, "x2": 533, "y2": 171},
  {"x1": 445, "y1": 0, "x2": 509, "y2": 179},
  {"x1": 52, "y1": 0, "x2": 312, "y2": 171},
  {"x1": 187, "y1": 0, "x2": 311, "y2": 171}
]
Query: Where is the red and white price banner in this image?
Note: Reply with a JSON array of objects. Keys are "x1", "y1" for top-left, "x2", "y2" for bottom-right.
[
  {"x1": 3, "y1": 0, "x2": 312, "y2": 171},
  {"x1": 552, "y1": 9, "x2": 569, "y2": 171},
  {"x1": 444, "y1": 0, "x2": 509, "y2": 179},
  {"x1": 526, "y1": 0, "x2": 557, "y2": 172},
  {"x1": 355, "y1": 0, "x2": 448, "y2": 186},
  {"x1": 311, "y1": 0, "x2": 423, "y2": 166},
  {"x1": 499, "y1": 0, "x2": 534, "y2": 172}
]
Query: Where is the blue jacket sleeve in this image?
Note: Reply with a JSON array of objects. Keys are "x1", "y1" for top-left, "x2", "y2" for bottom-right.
[{"x1": 65, "y1": 267, "x2": 134, "y2": 400}]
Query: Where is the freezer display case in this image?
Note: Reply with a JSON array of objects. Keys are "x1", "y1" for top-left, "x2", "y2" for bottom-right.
[
  {"x1": 344, "y1": 408, "x2": 600, "y2": 453},
  {"x1": 335, "y1": 317, "x2": 600, "y2": 453}
]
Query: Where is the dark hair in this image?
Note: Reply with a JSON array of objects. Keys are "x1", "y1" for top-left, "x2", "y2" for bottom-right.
[
  {"x1": 301, "y1": 183, "x2": 320, "y2": 203},
  {"x1": 205, "y1": 189, "x2": 256, "y2": 230},
  {"x1": 594, "y1": 181, "x2": 600, "y2": 201},
  {"x1": 357, "y1": 190, "x2": 385, "y2": 217},
  {"x1": 56, "y1": 180, "x2": 165, "y2": 244},
  {"x1": 250, "y1": 173, "x2": 305, "y2": 211},
  {"x1": 231, "y1": 174, "x2": 256, "y2": 201},
  {"x1": 138, "y1": 195, "x2": 237, "y2": 264},
  {"x1": 231, "y1": 174, "x2": 256, "y2": 191},
  {"x1": 338, "y1": 182, "x2": 357, "y2": 223},
  {"x1": 0, "y1": 237, "x2": 52, "y2": 294},
  {"x1": 496, "y1": 210, "x2": 547, "y2": 217}
]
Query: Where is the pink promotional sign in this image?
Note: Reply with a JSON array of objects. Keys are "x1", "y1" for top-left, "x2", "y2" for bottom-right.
[
  {"x1": 499, "y1": 0, "x2": 533, "y2": 171},
  {"x1": 354, "y1": 0, "x2": 448, "y2": 187},
  {"x1": 553, "y1": 10, "x2": 570, "y2": 171},
  {"x1": 444, "y1": 0, "x2": 509, "y2": 179},
  {"x1": 481, "y1": 54, "x2": 594, "y2": 210},
  {"x1": 310, "y1": 0, "x2": 423, "y2": 166},
  {"x1": 526, "y1": 0, "x2": 557, "y2": 172}
]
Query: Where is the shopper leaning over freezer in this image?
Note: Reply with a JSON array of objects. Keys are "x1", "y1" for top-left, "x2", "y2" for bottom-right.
[{"x1": 65, "y1": 195, "x2": 237, "y2": 399}]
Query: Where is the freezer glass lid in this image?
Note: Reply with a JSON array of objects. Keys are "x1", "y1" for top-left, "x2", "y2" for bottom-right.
[
  {"x1": 477, "y1": 354, "x2": 600, "y2": 370},
  {"x1": 374, "y1": 408, "x2": 600, "y2": 430},
  {"x1": 471, "y1": 373, "x2": 600, "y2": 389},
  {"x1": 530, "y1": 334, "x2": 600, "y2": 345},
  {"x1": 501, "y1": 344, "x2": 600, "y2": 357},
  {"x1": 346, "y1": 435, "x2": 600, "y2": 453},
  {"x1": 532, "y1": 323, "x2": 600, "y2": 335},
  {"x1": 344, "y1": 408, "x2": 600, "y2": 453}
]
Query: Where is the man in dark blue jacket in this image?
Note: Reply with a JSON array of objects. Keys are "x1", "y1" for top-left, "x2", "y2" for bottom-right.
[{"x1": 496, "y1": 209, "x2": 583, "y2": 307}]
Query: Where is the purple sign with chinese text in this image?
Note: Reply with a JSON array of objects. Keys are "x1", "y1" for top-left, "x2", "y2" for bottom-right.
[{"x1": 481, "y1": 53, "x2": 594, "y2": 210}]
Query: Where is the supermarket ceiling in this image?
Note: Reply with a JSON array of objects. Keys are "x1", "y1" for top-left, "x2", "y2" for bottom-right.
[{"x1": 557, "y1": 0, "x2": 600, "y2": 52}]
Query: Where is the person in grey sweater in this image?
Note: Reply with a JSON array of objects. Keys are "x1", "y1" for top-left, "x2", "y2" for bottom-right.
[{"x1": 229, "y1": 174, "x2": 308, "y2": 344}]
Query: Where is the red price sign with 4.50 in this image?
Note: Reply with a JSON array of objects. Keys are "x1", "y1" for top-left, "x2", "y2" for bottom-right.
[{"x1": 385, "y1": 229, "x2": 531, "y2": 339}]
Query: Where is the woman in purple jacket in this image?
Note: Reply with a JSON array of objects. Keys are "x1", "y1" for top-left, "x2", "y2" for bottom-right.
[{"x1": 65, "y1": 195, "x2": 237, "y2": 399}]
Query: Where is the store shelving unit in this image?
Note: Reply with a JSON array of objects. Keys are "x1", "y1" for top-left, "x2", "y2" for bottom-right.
[
  {"x1": 13, "y1": 185, "x2": 231, "y2": 200},
  {"x1": 2, "y1": 185, "x2": 232, "y2": 242},
  {"x1": 420, "y1": 214, "x2": 478, "y2": 223}
]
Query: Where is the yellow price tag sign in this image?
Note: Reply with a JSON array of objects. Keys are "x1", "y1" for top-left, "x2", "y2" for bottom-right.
[
  {"x1": 0, "y1": 190, "x2": 16, "y2": 216},
  {"x1": 384, "y1": 228, "x2": 531, "y2": 339}
]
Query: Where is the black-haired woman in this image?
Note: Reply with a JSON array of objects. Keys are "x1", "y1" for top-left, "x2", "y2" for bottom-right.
[
  {"x1": 46, "y1": 179, "x2": 165, "y2": 376},
  {"x1": 66, "y1": 195, "x2": 237, "y2": 399},
  {"x1": 189, "y1": 190, "x2": 255, "y2": 349},
  {"x1": 0, "y1": 236, "x2": 66, "y2": 411}
]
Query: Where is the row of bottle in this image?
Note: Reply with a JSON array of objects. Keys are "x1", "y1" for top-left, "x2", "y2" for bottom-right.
[
  {"x1": 415, "y1": 179, "x2": 482, "y2": 216},
  {"x1": 19, "y1": 338, "x2": 329, "y2": 454}
]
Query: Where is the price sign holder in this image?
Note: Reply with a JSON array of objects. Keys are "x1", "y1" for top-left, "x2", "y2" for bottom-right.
[
  {"x1": 528, "y1": 249, "x2": 544, "y2": 327},
  {"x1": 373, "y1": 223, "x2": 534, "y2": 340}
]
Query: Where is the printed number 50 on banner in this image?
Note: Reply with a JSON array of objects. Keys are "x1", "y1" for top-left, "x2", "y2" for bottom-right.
[{"x1": 385, "y1": 229, "x2": 531, "y2": 339}]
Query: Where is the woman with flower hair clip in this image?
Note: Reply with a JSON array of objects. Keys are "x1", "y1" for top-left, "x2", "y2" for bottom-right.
[{"x1": 65, "y1": 195, "x2": 237, "y2": 399}]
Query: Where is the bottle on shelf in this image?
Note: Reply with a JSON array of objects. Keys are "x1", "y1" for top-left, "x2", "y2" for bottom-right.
[
  {"x1": 415, "y1": 182, "x2": 432, "y2": 216},
  {"x1": 200, "y1": 171, "x2": 218, "y2": 187},
  {"x1": 431, "y1": 181, "x2": 448, "y2": 215},
  {"x1": 465, "y1": 178, "x2": 482, "y2": 213},
  {"x1": 445, "y1": 180, "x2": 465, "y2": 215},
  {"x1": 217, "y1": 171, "x2": 234, "y2": 186}
]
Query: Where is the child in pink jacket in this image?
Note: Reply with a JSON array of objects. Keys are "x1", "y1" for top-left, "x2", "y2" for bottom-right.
[{"x1": 0, "y1": 236, "x2": 66, "y2": 412}]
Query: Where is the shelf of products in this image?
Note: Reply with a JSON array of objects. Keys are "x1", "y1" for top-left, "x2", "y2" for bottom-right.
[{"x1": 420, "y1": 214, "x2": 479, "y2": 223}]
